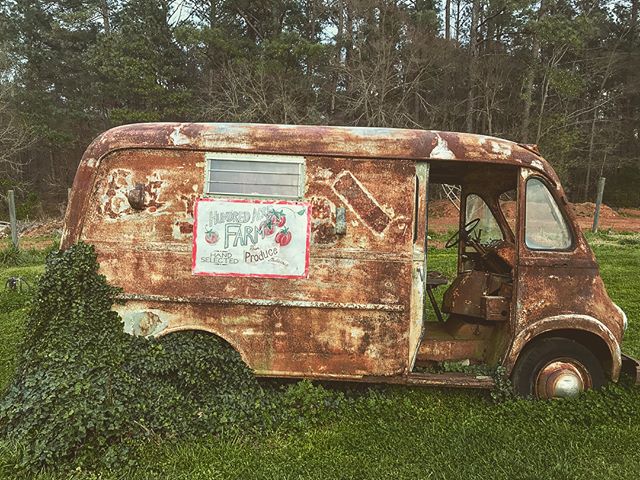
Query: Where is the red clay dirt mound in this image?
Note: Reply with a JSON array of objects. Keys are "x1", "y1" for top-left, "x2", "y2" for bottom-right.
[
  {"x1": 571, "y1": 202, "x2": 618, "y2": 219},
  {"x1": 20, "y1": 220, "x2": 63, "y2": 238},
  {"x1": 428, "y1": 199, "x2": 460, "y2": 218},
  {"x1": 619, "y1": 208, "x2": 640, "y2": 218},
  {"x1": 1, "y1": 219, "x2": 62, "y2": 250}
]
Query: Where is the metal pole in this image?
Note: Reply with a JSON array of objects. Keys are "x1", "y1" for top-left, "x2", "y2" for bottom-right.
[
  {"x1": 8, "y1": 189, "x2": 19, "y2": 249},
  {"x1": 591, "y1": 177, "x2": 606, "y2": 233}
]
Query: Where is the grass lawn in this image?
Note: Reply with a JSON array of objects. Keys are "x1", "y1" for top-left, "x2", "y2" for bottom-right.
[{"x1": 0, "y1": 233, "x2": 638, "y2": 479}]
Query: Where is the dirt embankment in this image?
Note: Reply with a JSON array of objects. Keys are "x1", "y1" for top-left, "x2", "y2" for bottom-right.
[
  {"x1": 0, "y1": 219, "x2": 62, "y2": 250},
  {"x1": 428, "y1": 199, "x2": 640, "y2": 233}
]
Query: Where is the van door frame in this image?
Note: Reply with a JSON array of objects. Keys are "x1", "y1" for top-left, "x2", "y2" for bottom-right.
[{"x1": 408, "y1": 161, "x2": 429, "y2": 370}]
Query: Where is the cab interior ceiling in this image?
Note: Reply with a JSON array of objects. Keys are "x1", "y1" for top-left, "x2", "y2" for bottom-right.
[{"x1": 428, "y1": 161, "x2": 518, "y2": 191}]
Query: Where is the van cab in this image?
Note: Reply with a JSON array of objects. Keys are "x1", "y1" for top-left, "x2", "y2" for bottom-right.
[{"x1": 62, "y1": 123, "x2": 638, "y2": 399}]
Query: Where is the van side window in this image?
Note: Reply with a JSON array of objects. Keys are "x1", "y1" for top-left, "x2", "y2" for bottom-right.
[
  {"x1": 499, "y1": 189, "x2": 516, "y2": 235},
  {"x1": 206, "y1": 153, "x2": 304, "y2": 199},
  {"x1": 525, "y1": 178, "x2": 572, "y2": 250}
]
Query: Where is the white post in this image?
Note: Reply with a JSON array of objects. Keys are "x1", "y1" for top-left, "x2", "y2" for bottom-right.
[{"x1": 8, "y1": 189, "x2": 19, "y2": 249}]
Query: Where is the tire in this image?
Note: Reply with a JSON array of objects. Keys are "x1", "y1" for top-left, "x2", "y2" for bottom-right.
[{"x1": 511, "y1": 337, "x2": 606, "y2": 399}]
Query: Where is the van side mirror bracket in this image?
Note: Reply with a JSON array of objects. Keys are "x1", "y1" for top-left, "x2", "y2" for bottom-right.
[
  {"x1": 127, "y1": 183, "x2": 146, "y2": 210},
  {"x1": 335, "y1": 206, "x2": 347, "y2": 235}
]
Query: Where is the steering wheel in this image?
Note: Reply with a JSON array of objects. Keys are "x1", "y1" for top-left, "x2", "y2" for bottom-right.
[{"x1": 445, "y1": 218, "x2": 481, "y2": 249}]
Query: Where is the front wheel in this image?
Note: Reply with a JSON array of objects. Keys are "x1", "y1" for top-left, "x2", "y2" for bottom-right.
[{"x1": 511, "y1": 337, "x2": 606, "y2": 399}]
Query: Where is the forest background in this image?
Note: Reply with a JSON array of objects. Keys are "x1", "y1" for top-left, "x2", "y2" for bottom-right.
[{"x1": 0, "y1": 0, "x2": 638, "y2": 217}]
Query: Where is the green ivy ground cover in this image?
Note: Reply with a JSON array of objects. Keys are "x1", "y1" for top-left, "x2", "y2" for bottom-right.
[{"x1": 0, "y1": 234, "x2": 638, "y2": 479}]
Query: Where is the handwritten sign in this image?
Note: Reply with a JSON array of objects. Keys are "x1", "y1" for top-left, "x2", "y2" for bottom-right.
[{"x1": 192, "y1": 198, "x2": 311, "y2": 278}]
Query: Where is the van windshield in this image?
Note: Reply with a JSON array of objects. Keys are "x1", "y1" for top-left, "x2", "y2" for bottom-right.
[{"x1": 465, "y1": 194, "x2": 502, "y2": 245}]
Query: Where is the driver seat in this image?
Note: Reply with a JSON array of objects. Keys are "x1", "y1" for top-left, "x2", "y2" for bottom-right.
[
  {"x1": 425, "y1": 271, "x2": 448, "y2": 322},
  {"x1": 441, "y1": 270, "x2": 509, "y2": 320}
]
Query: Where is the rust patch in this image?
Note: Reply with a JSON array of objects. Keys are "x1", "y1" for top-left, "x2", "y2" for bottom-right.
[
  {"x1": 180, "y1": 193, "x2": 198, "y2": 216},
  {"x1": 177, "y1": 221, "x2": 193, "y2": 234},
  {"x1": 312, "y1": 223, "x2": 337, "y2": 245},
  {"x1": 309, "y1": 196, "x2": 336, "y2": 245},
  {"x1": 333, "y1": 171, "x2": 391, "y2": 234},
  {"x1": 100, "y1": 169, "x2": 166, "y2": 219}
]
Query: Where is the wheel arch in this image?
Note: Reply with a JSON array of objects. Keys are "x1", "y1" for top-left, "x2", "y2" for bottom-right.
[
  {"x1": 157, "y1": 325, "x2": 252, "y2": 367},
  {"x1": 504, "y1": 315, "x2": 622, "y2": 381}
]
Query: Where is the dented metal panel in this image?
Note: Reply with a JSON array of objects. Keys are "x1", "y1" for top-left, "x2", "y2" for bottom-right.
[{"x1": 73, "y1": 144, "x2": 414, "y2": 378}]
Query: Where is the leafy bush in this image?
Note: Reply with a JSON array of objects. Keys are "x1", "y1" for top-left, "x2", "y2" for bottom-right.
[{"x1": 0, "y1": 243, "x2": 301, "y2": 472}]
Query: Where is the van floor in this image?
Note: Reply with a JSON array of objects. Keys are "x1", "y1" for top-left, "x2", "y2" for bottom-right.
[{"x1": 414, "y1": 319, "x2": 495, "y2": 367}]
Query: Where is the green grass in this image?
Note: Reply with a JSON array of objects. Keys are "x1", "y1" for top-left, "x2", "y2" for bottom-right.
[{"x1": 1, "y1": 233, "x2": 639, "y2": 479}]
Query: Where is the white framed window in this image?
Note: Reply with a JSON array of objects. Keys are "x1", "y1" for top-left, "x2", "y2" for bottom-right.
[
  {"x1": 525, "y1": 178, "x2": 572, "y2": 250},
  {"x1": 205, "y1": 153, "x2": 305, "y2": 199}
]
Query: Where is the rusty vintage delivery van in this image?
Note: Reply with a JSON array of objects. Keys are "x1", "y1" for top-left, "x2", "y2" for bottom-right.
[{"x1": 61, "y1": 123, "x2": 639, "y2": 399}]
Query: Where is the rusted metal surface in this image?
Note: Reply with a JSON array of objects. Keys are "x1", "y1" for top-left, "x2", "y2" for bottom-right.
[
  {"x1": 61, "y1": 123, "x2": 627, "y2": 389},
  {"x1": 71, "y1": 144, "x2": 414, "y2": 378},
  {"x1": 501, "y1": 167, "x2": 625, "y2": 381},
  {"x1": 442, "y1": 271, "x2": 509, "y2": 319},
  {"x1": 416, "y1": 320, "x2": 495, "y2": 364}
]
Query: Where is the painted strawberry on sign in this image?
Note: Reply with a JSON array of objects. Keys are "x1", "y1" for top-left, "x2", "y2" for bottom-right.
[
  {"x1": 275, "y1": 227, "x2": 292, "y2": 247},
  {"x1": 205, "y1": 229, "x2": 219, "y2": 244},
  {"x1": 260, "y1": 208, "x2": 287, "y2": 237},
  {"x1": 260, "y1": 221, "x2": 276, "y2": 236}
]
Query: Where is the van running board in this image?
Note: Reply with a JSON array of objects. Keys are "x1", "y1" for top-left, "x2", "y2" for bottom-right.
[{"x1": 405, "y1": 372, "x2": 494, "y2": 389}]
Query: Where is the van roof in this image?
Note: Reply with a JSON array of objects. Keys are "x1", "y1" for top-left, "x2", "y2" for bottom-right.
[{"x1": 84, "y1": 122, "x2": 558, "y2": 180}]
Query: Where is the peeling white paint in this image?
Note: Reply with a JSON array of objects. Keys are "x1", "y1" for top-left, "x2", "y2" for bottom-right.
[
  {"x1": 170, "y1": 125, "x2": 190, "y2": 146},
  {"x1": 118, "y1": 307, "x2": 171, "y2": 337},
  {"x1": 614, "y1": 303, "x2": 628, "y2": 332},
  {"x1": 531, "y1": 159, "x2": 544, "y2": 170},
  {"x1": 242, "y1": 328, "x2": 264, "y2": 336},
  {"x1": 350, "y1": 327, "x2": 365, "y2": 339},
  {"x1": 172, "y1": 223, "x2": 182, "y2": 240},
  {"x1": 316, "y1": 167, "x2": 333, "y2": 180},
  {"x1": 489, "y1": 140, "x2": 512, "y2": 157},
  {"x1": 431, "y1": 135, "x2": 456, "y2": 159}
]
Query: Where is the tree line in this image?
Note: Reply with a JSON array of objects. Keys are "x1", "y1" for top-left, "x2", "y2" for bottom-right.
[{"x1": 0, "y1": 0, "x2": 638, "y2": 215}]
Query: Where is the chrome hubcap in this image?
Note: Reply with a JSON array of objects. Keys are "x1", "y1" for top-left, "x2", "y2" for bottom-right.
[{"x1": 535, "y1": 360, "x2": 592, "y2": 399}]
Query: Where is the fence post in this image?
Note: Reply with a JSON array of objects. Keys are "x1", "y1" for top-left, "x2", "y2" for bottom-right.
[
  {"x1": 8, "y1": 189, "x2": 19, "y2": 249},
  {"x1": 591, "y1": 177, "x2": 606, "y2": 233}
]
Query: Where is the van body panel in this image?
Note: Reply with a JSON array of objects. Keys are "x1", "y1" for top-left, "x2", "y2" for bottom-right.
[
  {"x1": 503, "y1": 168, "x2": 625, "y2": 379},
  {"x1": 76, "y1": 145, "x2": 417, "y2": 378}
]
